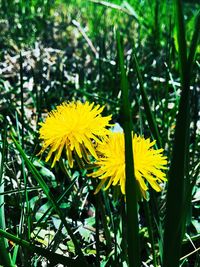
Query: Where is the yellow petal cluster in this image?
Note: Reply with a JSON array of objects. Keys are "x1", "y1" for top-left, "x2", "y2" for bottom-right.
[
  {"x1": 38, "y1": 101, "x2": 112, "y2": 167},
  {"x1": 90, "y1": 132, "x2": 167, "y2": 196}
]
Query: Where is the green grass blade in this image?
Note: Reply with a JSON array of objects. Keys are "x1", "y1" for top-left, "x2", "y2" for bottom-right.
[
  {"x1": 11, "y1": 133, "x2": 89, "y2": 266},
  {"x1": 0, "y1": 128, "x2": 14, "y2": 267},
  {"x1": 132, "y1": 53, "x2": 162, "y2": 148},
  {"x1": 132, "y1": 51, "x2": 165, "y2": 245},
  {"x1": 0, "y1": 183, "x2": 14, "y2": 267},
  {"x1": 19, "y1": 52, "x2": 24, "y2": 149},
  {"x1": 174, "y1": 0, "x2": 188, "y2": 84},
  {"x1": 122, "y1": 1, "x2": 149, "y2": 29},
  {"x1": 163, "y1": 0, "x2": 191, "y2": 266},
  {"x1": 187, "y1": 10, "x2": 200, "y2": 73},
  {"x1": 0, "y1": 229, "x2": 83, "y2": 266},
  {"x1": 95, "y1": 193, "x2": 100, "y2": 267},
  {"x1": 19, "y1": 58, "x2": 32, "y2": 260},
  {"x1": 143, "y1": 201, "x2": 158, "y2": 267},
  {"x1": 117, "y1": 30, "x2": 140, "y2": 267}
]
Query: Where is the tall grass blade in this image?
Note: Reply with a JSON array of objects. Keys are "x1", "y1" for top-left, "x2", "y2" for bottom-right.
[
  {"x1": 132, "y1": 50, "x2": 164, "y2": 244},
  {"x1": 187, "y1": 10, "x2": 200, "y2": 74},
  {"x1": 11, "y1": 134, "x2": 89, "y2": 266},
  {"x1": 95, "y1": 194, "x2": 100, "y2": 267},
  {"x1": 19, "y1": 55, "x2": 31, "y2": 260},
  {"x1": 163, "y1": 0, "x2": 193, "y2": 266},
  {"x1": 0, "y1": 185, "x2": 14, "y2": 267},
  {"x1": 20, "y1": 53, "x2": 24, "y2": 149},
  {"x1": 0, "y1": 129, "x2": 14, "y2": 267},
  {"x1": 117, "y1": 30, "x2": 140, "y2": 267},
  {"x1": 122, "y1": 1, "x2": 149, "y2": 29},
  {"x1": 143, "y1": 201, "x2": 158, "y2": 267},
  {"x1": 132, "y1": 53, "x2": 162, "y2": 148}
]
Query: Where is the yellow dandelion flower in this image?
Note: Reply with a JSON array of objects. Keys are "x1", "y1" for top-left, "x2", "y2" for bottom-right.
[
  {"x1": 38, "y1": 101, "x2": 112, "y2": 168},
  {"x1": 90, "y1": 132, "x2": 168, "y2": 197}
]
